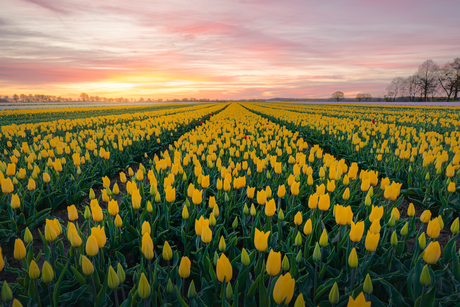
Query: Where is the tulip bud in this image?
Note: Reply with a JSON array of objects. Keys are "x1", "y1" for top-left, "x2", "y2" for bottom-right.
[
  {"x1": 388, "y1": 214, "x2": 395, "y2": 227},
  {"x1": 294, "y1": 294, "x2": 305, "y2": 307},
  {"x1": 319, "y1": 229, "x2": 328, "y2": 247},
  {"x1": 166, "y1": 278, "x2": 174, "y2": 293},
  {"x1": 108, "y1": 266, "x2": 120, "y2": 290},
  {"x1": 226, "y1": 281, "x2": 233, "y2": 300},
  {"x1": 329, "y1": 282, "x2": 340, "y2": 305},
  {"x1": 12, "y1": 299, "x2": 23, "y2": 307},
  {"x1": 163, "y1": 241, "x2": 173, "y2": 261},
  {"x1": 342, "y1": 188, "x2": 350, "y2": 200},
  {"x1": 282, "y1": 255, "x2": 290, "y2": 272},
  {"x1": 295, "y1": 250, "x2": 302, "y2": 263},
  {"x1": 42, "y1": 261, "x2": 54, "y2": 283},
  {"x1": 117, "y1": 263, "x2": 126, "y2": 283},
  {"x1": 348, "y1": 248, "x2": 358, "y2": 268},
  {"x1": 418, "y1": 233, "x2": 426, "y2": 249},
  {"x1": 86, "y1": 235, "x2": 99, "y2": 256},
  {"x1": 407, "y1": 203, "x2": 415, "y2": 217},
  {"x1": 81, "y1": 255, "x2": 94, "y2": 275},
  {"x1": 24, "y1": 227, "x2": 33, "y2": 244},
  {"x1": 278, "y1": 208, "x2": 285, "y2": 221},
  {"x1": 451, "y1": 217, "x2": 459, "y2": 234},
  {"x1": 400, "y1": 222, "x2": 408, "y2": 236},
  {"x1": 10, "y1": 194, "x2": 20, "y2": 209},
  {"x1": 219, "y1": 236, "x2": 226, "y2": 252},
  {"x1": 243, "y1": 203, "x2": 249, "y2": 215},
  {"x1": 187, "y1": 280, "x2": 197, "y2": 299},
  {"x1": 391, "y1": 231, "x2": 398, "y2": 247},
  {"x1": 114, "y1": 214, "x2": 123, "y2": 228},
  {"x1": 209, "y1": 213, "x2": 216, "y2": 226},
  {"x1": 363, "y1": 273, "x2": 373, "y2": 294},
  {"x1": 1, "y1": 281, "x2": 13, "y2": 303},
  {"x1": 138, "y1": 273, "x2": 151, "y2": 299},
  {"x1": 182, "y1": 205, "x2": 189, "y2": 220},
  {"x1": 232, "y1": 217, "x2": 238, "y2": 229},
  {"x1": 365, "y1": 193, "x2": 371, "y2": 207},
  {"x1": 425, "y1": 172, "x2": 430, "y2": 181},
  {"x1": 89, "y1": 188, "x2": 95, "y2": 200},
  {"x1": 241, "y1": 248, "x2": 250, "y2": 266},
  {"x1": 213, "y1": 251, "x2": 219, "y2": 266},
  {"x1": 84, "y1": 206, "x2": 91, "y2": 220},
  {"x1": 14, "y1": 239, "x2": 26, "y2": 260},
  {"x1": 313, "y1": 243, "x2": 321, "y2": 262},
  {"x1": 420, "y1": 265, "x2": 431, "y2": 287},
  {"x1": 369, "y1": 186, "x2": 374, "y2": 197},
  {"x1": 295, "y1": 232, "x2": 302, "y2": 246},
  {"x1": 250, "y1": 204, "x2": 256, "y2": 216}
]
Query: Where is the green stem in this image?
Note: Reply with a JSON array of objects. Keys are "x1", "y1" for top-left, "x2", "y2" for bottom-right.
[
  {"x1": 34, "y1": 280, "x2": 42, "y2": 307},
  {"x1": 90, "y1": 275, "x2": 97, "y2": 304}
]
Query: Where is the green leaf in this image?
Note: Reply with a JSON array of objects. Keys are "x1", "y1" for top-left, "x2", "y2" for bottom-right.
[
  {"x1": 53, "y1": 263, "x2": 69, "y2": 306},
  {"x1": 70, "y1": 266, "x2": 86, "y2": 286}
]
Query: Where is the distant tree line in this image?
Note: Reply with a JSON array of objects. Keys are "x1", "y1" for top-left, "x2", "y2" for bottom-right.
[
  {"x1": 386, "y1": 58, "x2": 460, "y2": 102},
  {"x1": 0, "y1": 93, "x2": 219, "y2": 103}
]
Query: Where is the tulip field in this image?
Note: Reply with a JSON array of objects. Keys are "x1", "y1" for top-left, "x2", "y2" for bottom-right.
[{"x1": 0, "y1": 103, "x2": 459, "y2": 307}]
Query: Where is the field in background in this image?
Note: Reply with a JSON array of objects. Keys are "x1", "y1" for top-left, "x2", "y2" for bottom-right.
[{"x1": 0, "y1": 102, "x2": 459, "y2": 307}]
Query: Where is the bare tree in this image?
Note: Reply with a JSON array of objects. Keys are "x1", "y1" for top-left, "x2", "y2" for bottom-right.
[
  {"x1": 363, "y1": 93, "x2": 372, "y2": 102},
  {"x1": 332, "y1": 91, "x2": 344, "y2": 102},
  {"x1": 356, "y1": 93, "x2": 365, "y2": 102},
  {"x1": 386, "y1": 77, "x2": 405, "y2": 101},
  {"x1": 80, "y1": 93, "x2": 89, "y2": 102},
  {"x1": 444, "y1": 58, "x2": 460, "y2": 101},
  {"x1": 416, "y1": 60, "x2": 439, "y2": 102}
]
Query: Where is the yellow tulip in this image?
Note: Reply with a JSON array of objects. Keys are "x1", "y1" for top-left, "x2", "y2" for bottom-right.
[
  {"x1": 45, "y1": 219, "x2": 60, "y2": 242},
  {"x1": 350, "y1": 221, "x2": 365, "y2": 242},
  {"x1": 165, "y1": 185, "x2": 176, "y2": 203},
  {"x1": 192, "y1": 189, "x2": 203, "y2": 205},
  {"x1": 10, "y1": 194, "x2": 20, "y2": 209},
  {"x1": 29, "y1": 260, "x2": 40, "y2": 280},
  {"x1": 163, "y1": 241, "x2": 173, "y2": 261},
  {"x1": 308, "y1": 194, "x2": 318, "y2": 209},
  {"x1": 318, "y1": 193, "x2": 330, "y2": 211},
  {"x1": 86, "y1": 235, "x2": 99, "y2": 256},
  {"x1": 90, "y1": 226, "x2": 107, "y2": 248},
  {"x1": 265, "y1": 199, "x2": 276, "y2": 217},
  {"x1": 266, "y1": 249, "x2": 281, "y2": 276},
  {"x1": 257, "y1": 189, "x2": 267, "y2": 205},
  {"x1": 290, "y1": 181, "x2": 300, "y2": 195},
  {"x1": 426, "y1": 219, "x2": 440, "y2": 239},
  {"x1": 347, "y1": 292, "x2": 371, "y2": 307},
  {"x1": 420, "y1": 210, "x2": 432, "y2": 223},
  {"x1": 369, "y1": 205, "x2": 383, "y2": 222},
  {"x1": 254, "y1": 228, "x2": 270, "y2": 251},
  {"x1": 195, "y1": 216, "x2": 209, "y2": 237},
  {"x1": 90, "y1": 200, "x2": 103, "y2": 222},
  {"x1": 201, "y1": 225, "x2": 213, "y2": 243},
  {"x1": 273, "y1": 273, "x2": 295, "y2": 305},
  {"x1": 294, "y1": 212, "x2": 303, "y2": 226},
  {"x1": 365, "y1": 231, "x2": 380, "y2": 252},
  {"x1": 277, "y1": 185, "x2": 286, "y2": 197},
  {"x1": 216, "y1": 253, "x2": 233, "y2": 282},
  {"x1": 423, "y1": 241, "x2": 441, "y2": 264},
  {"x1": 14, "y1": 239, "x2": 26, "y2": 260},
  {"x1": 178, "y1": 256, "x2": 191, "y2": 278},
  {"x1": 67, "y1": 205, "x2": 79, "y2": 221},
  {"x1": 303, "y1": 219, "x2": 312, "y2": 235}
]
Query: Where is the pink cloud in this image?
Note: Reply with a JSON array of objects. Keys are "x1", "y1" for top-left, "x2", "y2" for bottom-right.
[{"x1": 0, "y1": 0, "x2": 459, "y2": 99}]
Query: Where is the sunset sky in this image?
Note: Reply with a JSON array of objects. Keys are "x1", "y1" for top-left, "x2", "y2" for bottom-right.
[{"x1": 1, "y1": 0, "x2": 459, "y2": 100}]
